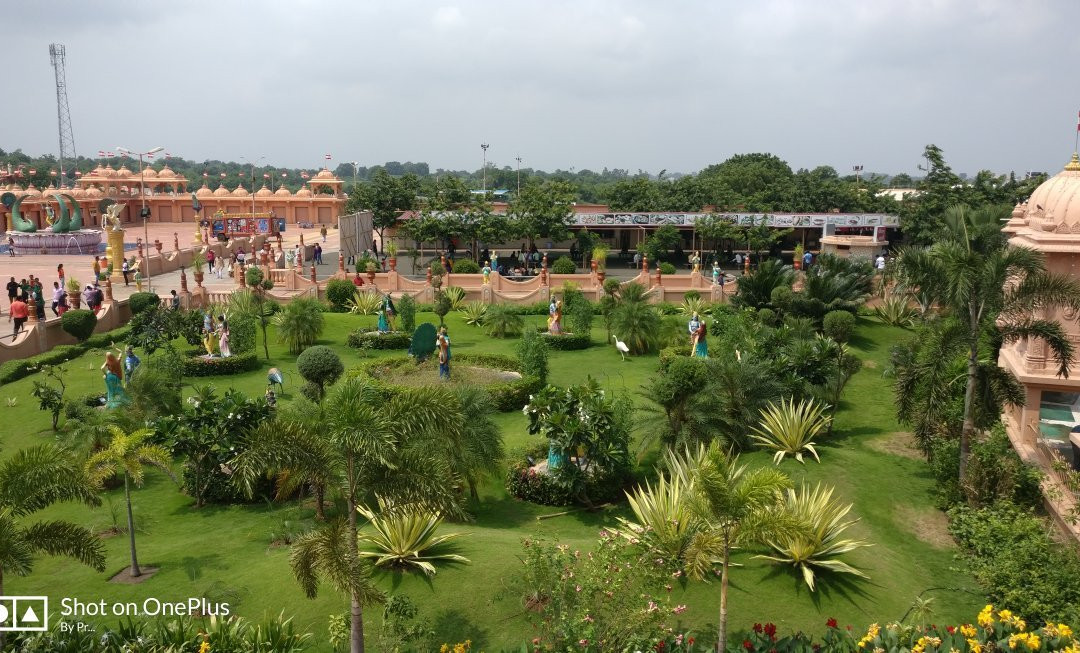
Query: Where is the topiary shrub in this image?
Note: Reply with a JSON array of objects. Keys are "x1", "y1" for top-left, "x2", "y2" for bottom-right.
[
  {"x1": 659, "y1": 262, "x2": 677, "y2": 275},
  {"x1": 551, "y1": 256, "x2": 576, "y2": 274},
  {"x1": 541, "y1": 332, "x2": 591, "y2": 350},
  {"x1": 567, "y1": 298, "x2": 593, "y2": 337},
  {"x1": 397, "y1": 294, "x2": 417, "y2": 334},
  {"x1": 346, "y1": 328, "x2": 411, "y2": 350},
  {"x1": 325, "y1": 279, "x2": 356, "y2": 313},
  {"x1": 296, "y1": 345, "x2": 343, "y2": 400},
  {"x1": 227, "y1": 313, "x2": 257, "y2": 355},
  {"x1": 516, "y1": 328, "x2": 550, "y2": 385},
  {"x1": 60, "y1": 309, "x2": 97, "y2": 342},
  {"x1": 182, "y1": 350, "x2": 259, "y2": 376},
  {"x1": 757, "y1": 307, "x2": 778, "y2": 327},
  {"x1": 603, "y1": 278, "x2": 621, "y2": 297},
  {"x1": 822, "y1": 310, "x2": 856, "y2": 343},
  {"x1": 450, "y1": 259, "x2": 480, "y2": 274},
  {"x1": 128, "y1": 292, "x2": 161, "y2": 316},
  {"x1": 408, "y1": 323, "x2": 438, "y2": 361}
]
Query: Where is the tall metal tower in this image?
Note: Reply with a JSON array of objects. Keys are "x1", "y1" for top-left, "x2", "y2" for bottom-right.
[{"x1": 49, "y1": 43, "x2": 77, "y2": 187}]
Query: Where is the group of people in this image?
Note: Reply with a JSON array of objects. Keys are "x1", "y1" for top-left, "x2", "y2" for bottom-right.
[
  {"x1": 6, "y1": 273, "x2": 88, "y2": 338},
  {"x1": 200, "y1": 311, "x2": 232, "y2": 358}
]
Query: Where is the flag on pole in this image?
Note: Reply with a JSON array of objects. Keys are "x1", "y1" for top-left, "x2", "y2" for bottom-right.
[
  {"x1": 97, "y1": 150, "x2": 105, "y2": 157},
  {"x1": 324, "y1": 154, "x2": 331, "y2": 160},
  {"x1": 263, "y1": 173, "x2": 270, "y2": 179},
  {"x1": 281, "y1": 172, "x2": 288, "y2": 178}
]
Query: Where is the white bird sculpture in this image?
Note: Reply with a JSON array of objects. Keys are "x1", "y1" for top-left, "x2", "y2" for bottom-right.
[{"x1": 612, "y1": 334, "x2": 630, "y2": 361}]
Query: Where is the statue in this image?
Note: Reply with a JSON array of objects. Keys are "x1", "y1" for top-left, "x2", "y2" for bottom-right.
[
  {"x1": 191, "y1": 192, "x2": 202, "y2": 213},
  {"x1": 712, "y1": 262, "x2": 721, "y2": 286},
  {"x1": 382, "y1": 293, "x2": 396, "y2": 331},
  {"x1": 284, "y1": 248, "x2": 296, "y2": 269},
  {"x1": 437, "y1": 326, "x2": 452, "y2": 380},
  {"x1": 102, "y1": 203, "x2": 126, "y2": 231},
  {"x1": 689, "y1": 312, "x2": 708, "y2": 358},
  {"x1": 101, "y1": 351, "x2": 130, "y2": 409},
  {"x1": 44, "y1": 205, "x2": 56, "y2": 226},
  {"x1": 547, "y1": 299, "x2": 563, "y2": 334},
  {"x1": 482, "y1": 261, "x2": 491, "y2": 284}
]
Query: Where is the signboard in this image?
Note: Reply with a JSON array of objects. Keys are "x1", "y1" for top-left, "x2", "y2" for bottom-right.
[
  {"x1": 570, "y1": 212, "x2": 900, "y2": 228},
  {"x1": 212, "y1": 210, "x2": 279, "y2": 237}
]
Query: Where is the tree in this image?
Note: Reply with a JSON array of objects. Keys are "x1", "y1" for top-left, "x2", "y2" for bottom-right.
[
  {"x1": 236, "y1": 270, "x2": 276, "y2": 359},
  {"x1": 274, "y1": 296, "x2": 325, "y2": 355},
  {"x1": 510, "y1": 180, "x2": 575, "y2": 249},
  {"x1": 452, "y1": 387, "x2": 504, "y2": 501},
  {"x1": 0, "y1": 445, "x2": 105, "y2": 647},
  {"x1": 900, "y1": 145, "x2": 969, "y2": 246},
  {"x1": 233, "y1": 379, "x2": 464, "y2": 653},
  {"x1": 891, "y1": 173, "x2": 915, "y2": 187},
  {"x1": 345, "y1": 169, "x2": 421, "y2": 246},
  {"x1": 898, "y1": 204, "x2": 1080, "y2": 483},
  {"x1": 671, "y1": 443, "x2": 794, "y2": 653},
  {"x1": 642, "y1": 224, "x2": 682, "y2": 263},
  {"x1": 296, "y1": 345, "x2": 344, "y2": 401},
  {"x1": 606, "y1": 176, "x2": 660, "y2": 212},
  {"x1": 85, "y1": 426, "x2": 174, "y2": 577}
]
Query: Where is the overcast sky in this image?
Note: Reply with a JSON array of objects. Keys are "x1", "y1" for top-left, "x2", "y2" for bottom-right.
[{"x1": 4, "y1": 1, "x2": 1079, "y2": 177}]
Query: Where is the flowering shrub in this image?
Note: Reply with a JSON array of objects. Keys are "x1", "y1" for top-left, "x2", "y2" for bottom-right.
[
  {"x1": 515, "y1": 533, "x2": 697, "y2": 652},
  {"x1": 735, "y1": 608, "x2": 1079, "y2": 653}
]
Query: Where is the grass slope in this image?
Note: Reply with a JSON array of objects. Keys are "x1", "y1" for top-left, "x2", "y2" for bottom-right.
[{"x1": 0, "y1": 313, "x2": 983, "y2": 650}]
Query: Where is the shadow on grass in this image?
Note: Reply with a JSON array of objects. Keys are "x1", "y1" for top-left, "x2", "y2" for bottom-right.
[
  {"x1": 470, "y1": 495, "x2": 540, "y2": 530},
  {"x1": 181, "y1": 552, "x2": 225, "y2": 581},
  {"x1": 759, "y1": 562, "x2": 878, "y2": 616},
  {"x1": 430, "y1": 607, "x2": 492, "y2": 650},
  {"x1": 824, "y1": 424, "x2": 887, "y2": 446}
]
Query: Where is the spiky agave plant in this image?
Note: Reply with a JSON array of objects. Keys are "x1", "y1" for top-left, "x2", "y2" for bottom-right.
[
  {"x1": 755, "y1": 482, "x2": 870, "y2": 590},
  {"x1": 873, "y1": 291, "x2": 918, "y2": 328},
  {"x1": 616, "y1": 474, "x2": 700, "y2": 562},
  {"x1": 357, "y1": 499, "x2": 469, "y2": 576},
  {"x1": 678, "y1": 296, "x2": 710, "y2": 317},
  {"x1": 444, "y1": 286, "x2": 467, "y2": 311},
  {"x1": 750, "y1": 397, "x2": 832, "y2": 464},
  {"x1": 462, "y1": 300, "x2": 488, "y2": 326},
  {"x1": 347, "y1": 290, "x2": 383, "y2": 315}
]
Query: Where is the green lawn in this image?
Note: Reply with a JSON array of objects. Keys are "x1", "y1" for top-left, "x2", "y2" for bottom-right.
[{"x1": 0, "y1": 312, "x2": 984, "y2": 650}]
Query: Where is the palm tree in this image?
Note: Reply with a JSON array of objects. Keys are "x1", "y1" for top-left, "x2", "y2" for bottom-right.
[
  {"x1": 85, "y1": 426, "x2": 175, "y2": 578},
  {"x1": 0, "y1": 445, "x2": 105, "y2": 647},
  {"x1": 670, "y1": 442, "x2": 794, "y2": 653},
  {"x1": 233, "y1": 378, "x2": 464, "y2": 653},
  {"x1": 453, "y1": 387, "x2": 504, "y2": 501},
  {"x1": 897, "y1": 204, "x2": 1080, "y2": 482}
]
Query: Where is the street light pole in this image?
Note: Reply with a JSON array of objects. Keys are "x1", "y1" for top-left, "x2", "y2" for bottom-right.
[
  {"x1": 515, "y1": 155, "x2": 522, "y2": 196},
  {"x1": 481, "y1": 143, "x2": 489, "y2": 193},
  {"x1": 350, "y1": 161, "x2": 359, "y2": 192},
  {"x1": 117, "y1": 145, "x2": 163, "y2": 292}
]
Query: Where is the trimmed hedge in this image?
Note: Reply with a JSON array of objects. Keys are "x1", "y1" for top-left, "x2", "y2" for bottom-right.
[
  {"x1": 181, "y1": 350, "x2": 259, "y2": 377},
  {"x1": 0, "y1": 325, "x2": 133, "y2": 385},
  {"x1": 128, "y1": 292, "x2": 161, "y2": 316},
  {"x1": 540, "y1": 332, "x2": 591, "y2": 350},
  {"x1": 351, "y1": 353, "x2": 542, "y2": 411},
  {"x1": 325, "y1": 279, "x2": 356, "y2": 313},
  {"x1": 551, "y1": 256, "x2": 576, "y2": 274},
  {"x1": 60, "y1": 309, "x2": 97, "y2": 342},
  {"x1": 450, "y1": 259, "x2": 481, "y2": 274},
  {"x1": 346, "y1": 328, "x2": 412, "y2": 350}
]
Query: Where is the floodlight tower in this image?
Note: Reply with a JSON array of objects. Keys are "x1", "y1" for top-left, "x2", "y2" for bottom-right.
[{"x1": 49, "y1": 44, "x2": 78, "y2": 188}]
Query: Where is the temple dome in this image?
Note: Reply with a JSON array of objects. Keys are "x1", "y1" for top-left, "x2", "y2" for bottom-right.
[
  {"x1": 140, "y1": 167, "x2": 158, "y2": 178},
  {"x1": 255, "y1": 185, "x2": 273, "y2": 197},
  {"x1": 70, "y1": 187, "x2": 87, "y2": 198},
  {"x1": 274, "y1": 186, "x2": 291, "y2": 196},
  {"x1": 195, "y1": 184, "x2": 213, "y2": 198},
  {"x1": 85, "y1": 187, "x2": 102, "y2": 198},
  {"x1": 1020, "y1": 154, "x2": 1080, "y2": 232},
  {"x1": 158, "y1": 165, "x2": 178, "y2": 178},
  {"x1": 101, "y1": 166, "x2": 117, "y2": 178},
  {"x1": 116, "y1": 166, "x2": 133, "y2": 177},
  {"x1": 213, "y1": 184, "x2": 231, "y2": 197},
  {"x1": 24, "y1": 185, "x2": 41, "y2": 197},
  {"x1": 295, "y1": 185, "x2": 312, "y2": 197},
  {"x1": 232, "y1": 184, "x2": 250, "y2": 197},
  {"x1": 314, "y1": 168, "x2": 336, "y2": 180}
]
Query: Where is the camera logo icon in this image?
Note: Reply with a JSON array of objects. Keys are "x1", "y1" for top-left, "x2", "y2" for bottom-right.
[{"x1": 0, "y1": 596, "x2": 48, "y2": 632}]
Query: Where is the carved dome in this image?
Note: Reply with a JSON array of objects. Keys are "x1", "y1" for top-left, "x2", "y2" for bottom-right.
[
  {"x1": 85, "y1": 187, "x2": 102, "y2": 198},
  {"x1": 101, "y1": 166, "x2": 117, "y2": 178},
  {"x1": 70, "y1": 187, "x2": 87, "y2": 198},
  {"x1": 24, "y1": 185, "x2": 41, "y2": 197},
  {"x1": 140, "y1": 167, "x2": 158, "y2": 178},
  {"x1": 1021, "y1": 154, "x2": 1080, "y2": 232},
  {"x1": 274, "y1": 186, "x2": 291, "y2": 196},
  {"x1": 295, "y1": 185, "x2": 313, "y2": 197},
  {"x1": 255, "y1": 185, "x2": 273, "y2": 197},
  {"x1": 116, "y1": 166, "x2": 133, "y2": 178},
  {"x1": 213, "y1": 184, "x2": 231, "y2": 197},
  {"x1": 195, "y1": 184, "x2": 213, "y2": 198},
  {"x1": 157, "y1": 165, "x2": 178, "y2": 178},
  {"x1": 232, "y1": 184, "x2": 250, "y2": 197},
  {"x1": 314, "y1": 168, "x2": 336, "y2": 180}
]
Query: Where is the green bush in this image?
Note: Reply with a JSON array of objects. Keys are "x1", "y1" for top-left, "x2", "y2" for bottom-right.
[
  {"x1": 542, "y1": 332, "x2": 591, "y2": 351},
  {"x1": 0, "y1": 325, "x2": 132, "y2": 384},
  {"x1": 225, "y1": 313, "x2": 257, "y2": 355},
  {"x1": 603, "y1": 278, "x2": 621, "y2": 296},
  {"x1": 551, "y1": 256, "x2": 576, "y2": 274},
  {"x1": 683, "y1": 290, "x2": 701, "y2": 301},
  {"x1": 181, "y1": 350, "x2": 259, "y2": 376},
  {"x1": 485, "y1": 304, "x2": 524, "y2": 338},
  {"x1": 505, "y1": 461, "x2": 627, "y2": 507},
  {"x1": 325, "y1": 278, "x2": 356, "y2": 312},
  {"x1": 567, "y1": 298, "x2": 593, "y2": 336},
  {"x1": 296, "y1": 345, "x2": 344, "y2": 399},
  {"x1": 948, "y1": 503, "x2": 1080, "y2": 624},
  {"x1": 128, "y1": 292, "x2": 161, "y2": 316},
  {"x1": 346, "y1": 329, "x2": 411, "y2": 350},
  {"x1": 929, "y1": 426, "x2": 1043, "y2": 510},
  {"x1": 822, "y1": 310, "x2": 856, "y2": 343},
  {"x1": 60, "y1": 309, "x2": 97, "y2": 342},
  {"x1": 516, "y1": 328, "x2": 550, "y2": 385},
  {"x1": 658, "y1": 262, "x2": 676, "y2": 275},
  {"x1": 397, "y1": 294, "x2": 417, "y2": 333},
  {"x1": 450, "y1": 259, "x2": 480, "y2": 274},
  {"x1": 756, "y1": 307, "x2": 778, "y2": 327},
  {"x1": 274, "y1": 296, "x2": 325, "y2": 354}
]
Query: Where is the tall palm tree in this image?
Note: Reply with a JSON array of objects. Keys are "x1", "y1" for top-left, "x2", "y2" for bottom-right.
[
  {"x1": 232, "y1": 378, "x2": 464, "y2": 653},
  {"x1": 453, "y1": 387, "x2": 504, "y2": 501},
  {"x1": 670, "y1": 443, "x2": 794, "y2": 653},
  {"x1": 85, "y1": 426, "x2": 174, "y2": 578},
  {"x1": 897, "y1": 204, "x2": 1080, "y2": 482},
  {"x1": 0, "y1": 444, "x2": 105, "y2": 647}
]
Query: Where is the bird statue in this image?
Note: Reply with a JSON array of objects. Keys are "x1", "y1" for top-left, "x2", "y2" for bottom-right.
[
  {"x1": 267, "y1": 367, "x2": 284, "y2": 392},
  {"x1": 612, "y1": 334, "x2": 630, "y2": 361}
]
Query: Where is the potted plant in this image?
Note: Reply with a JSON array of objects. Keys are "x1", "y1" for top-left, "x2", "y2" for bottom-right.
[
  {"x1": 65, "y1": 277, "x2": 82, "y2": 309},
  {"x1": 793, "y1": 243, "x2": 804, "y2": 270},
  {"x1": 386, "y1": 240, "x2": 399, "y2": 272},
  {"x1": 365, "y1": 259, "x2": 377, "y2": 284},
  {"x1": 191, "y1": 251, "x2": 206, "y2": 286},
  {"x1": 592, "y1": 244, "x2": 609, "y2": 282}
]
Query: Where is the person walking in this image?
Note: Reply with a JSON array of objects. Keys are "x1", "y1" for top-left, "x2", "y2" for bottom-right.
[
  {"x1": 6, "y1": 236, "x2": 15, "y2": 256},
  {"x1": 206, "y1": 249, "x2": 216, "y2": 274},
  {"x1": 51, "y1": 282, "x2": 64, "y2": 317},
  {"x1": 32, "y1": 279, "x2": 45, "y2": 320},
  {"x1": 83, "y1": 284, "x2": 96, "y2": 312},
  {"x1": 92, "y1": 284, "x2": 104, "y2": 313},
  {"x1": 170, "y1": 289, "x2": 180, "y2": 310},
  {"x1": 121, "y1": 259, "x2": 131, "y2": 285},
  {"x1": 320, "y1": 225, "x2": 327, "y2": 243},
  {"x1": 10, "y1": 295, "x2": 28, "y2": 338},
  {"x1": 6, "y1": 277, "x2": 18, "y2": 321}
]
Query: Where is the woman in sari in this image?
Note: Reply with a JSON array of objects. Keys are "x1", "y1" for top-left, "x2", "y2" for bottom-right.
[
  {"x1": 693, "y1": 319, "x2": 708, "y2": 358},
  {"x1": 548, "y1": 300, "x2": 563, "y2": 334},
  {"x1": 217, "y1": 315, "x2": 231, "y2": 357},
  {"x1": 101, "y1": 351, "x2": 129, "y2": 409}
]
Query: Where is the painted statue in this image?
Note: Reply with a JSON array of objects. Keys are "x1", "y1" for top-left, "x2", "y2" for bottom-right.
[
  {"x1": 548, "y1": 300, "x2": 563, "y2": 334},
  {"x1": 102, "y1": 203, "x2": 126, "y2": 231},
  {"x1": 712, "y1": 263, "x2": 721, "y2": 285},
  {"x1": 690, "y1": 312, "x2": 708, "y2": 358},
  {"x1": 382, "y1": 293, "x2": 396, "y2": 330},
  {"x1": 102, "y1": 351, "x2": 129, "y2": 409},
  {"x1": 482, "y1": 262, "x2": 491, "y2": 284}
]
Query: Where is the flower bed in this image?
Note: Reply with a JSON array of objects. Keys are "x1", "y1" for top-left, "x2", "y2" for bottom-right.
[{"x1": 351, "y1": 353, "x2": 541, "y2": 411}]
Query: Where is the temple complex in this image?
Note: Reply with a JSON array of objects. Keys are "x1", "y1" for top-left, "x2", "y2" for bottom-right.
[{"x1": 1, "y1": 165, "x2": 345, "y2": 231}]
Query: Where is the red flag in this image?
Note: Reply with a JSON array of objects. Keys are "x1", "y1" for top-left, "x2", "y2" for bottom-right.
[
  {"x1": 263, "y1": 173, "x2": 270, "y2": 179},
  {"x1": 324, "y1": 154, "x2": 331, "y2": 160},
  {"x1": 281, "y1": 172, "x2": 288, "y2": 178},
  {"x1": 97, "y1": 150, "x2": 105, "y2": 157}
]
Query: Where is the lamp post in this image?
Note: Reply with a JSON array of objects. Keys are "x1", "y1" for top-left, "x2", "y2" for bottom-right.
[
  {"x1": 116, "y1": 145, "x2": 164, "y2": 292},
  {"x1": 350, "y1": 161, "x2": 359, "y2": 192},
  {"x1": 481, "y1": 143, "x2": 489, "y2": 193},
  {"x1": 853, "y1": 164, "x2": 864, "y2": 188},
  {"x1": 515, "y1": 155, "x2": 522, "y2": 196},
  {"x1": 242, "y1": 156, "x2": 265, "y2": 231}
]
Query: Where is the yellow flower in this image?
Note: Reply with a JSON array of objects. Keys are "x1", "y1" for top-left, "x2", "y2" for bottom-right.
[
  {"x1": 1060, "y1": 624, "x2": 1073, "y2": 639},
  {"x1": 867, "y1": 623, "x2": 881, "y2": 639},
  {"x1": 1025, "y1": 634, "x2": 1040, "y2": 650},
  {"x1": 999, "y1": 610, "x2": 1013, "y2": 622},
  {"x1": 968, "y1": 639, "x2": 983, "y2": 653},
  {"x1": 199, "y1": 643, "x2": 210, "y2": 653},
  {"x1": 978, "y1": 609, "x2": 995, "y2": 628},
  {"x1": 928, "y1": 637, "x2": 942, "y2": 647},
  {"x1": 961, "y1": 625, "x2": 978, "y2": 638},
  {"x1": 440, "y1": 645, "x2": 450, "y2": 653}
]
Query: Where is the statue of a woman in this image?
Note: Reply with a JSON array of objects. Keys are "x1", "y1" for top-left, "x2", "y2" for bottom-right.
[
  {"x1": 101, "y1": 351, "x2": 129, "y2": 409},
  {"x1": 285, "y1": 248, "x2": 296, "y2": 269}
]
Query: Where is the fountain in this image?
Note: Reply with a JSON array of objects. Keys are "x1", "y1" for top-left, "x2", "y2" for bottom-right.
[{"x1": 2, "y1": 191, "x2": 102, "y2": 254}]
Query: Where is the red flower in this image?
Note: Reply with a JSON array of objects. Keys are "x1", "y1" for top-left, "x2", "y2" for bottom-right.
[
  {"x1": 946, "y1": 626, "x2": 955, "y2": 634},
  {"x1": 826, "y1": 618, "x2": 838, "y2": 629},
  {"x1": 753, "y1": 623, "x2": 763, "y2": 633},
  {"x1": 655, "y1": 642, "x2": 665, "y2": 651},
  {"x1": 764, "y1": 623, "x2": 777, "y2": 640},
  {"x1": 743, "y1": 640, "x2": 753, "y2": 651},
  {"x1": 688, "y1": 638, "x2": 695, "y2": 646}
]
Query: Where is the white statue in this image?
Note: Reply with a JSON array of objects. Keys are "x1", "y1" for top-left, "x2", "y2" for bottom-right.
[{"x1": 102, "y1": 203, "x2": 126, "y2": 231}]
